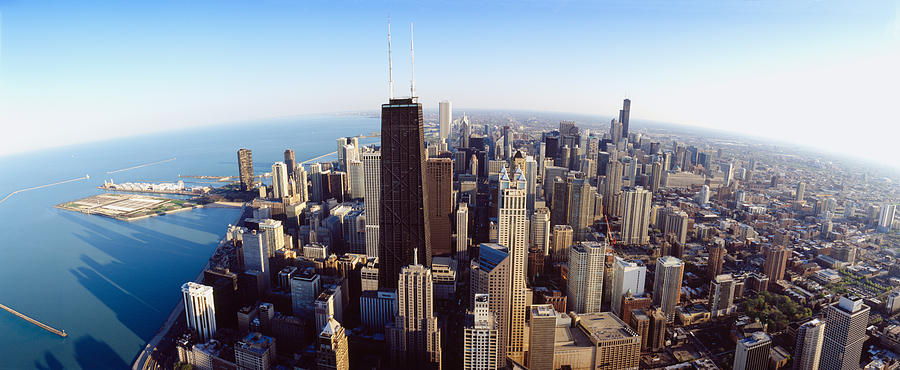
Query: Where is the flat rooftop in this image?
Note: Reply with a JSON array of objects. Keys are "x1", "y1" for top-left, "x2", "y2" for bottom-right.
[{"x1": 576, "y1": 312, "x2": 639, "y2": 342}]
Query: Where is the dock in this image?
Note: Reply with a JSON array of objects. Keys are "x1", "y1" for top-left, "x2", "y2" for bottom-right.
[{"x1": 0, "y1": 303, "x2": 68, "y2": 338}]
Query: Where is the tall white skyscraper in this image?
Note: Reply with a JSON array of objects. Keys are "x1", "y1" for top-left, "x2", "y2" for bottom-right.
[
  {"x1": 362, "y1": 151, "x2": 381, "y2": 258},
  {"x1": 530, "y1": 207, "x2": 551, "y2": 255},
  {"x1": 696, "y1": 184, "x2": 710, "y2": 206},
  {"x1": 622, "y1": 186, "x2": 652, "y2": 245},
  {"x1": 567, "y1": 241, "x2": 606, "y2": 313},
  {"x1": 496, "y1": 168, "x2": 528, "y2": 363},
  {"x1": 878, "y1": 203, "x2": 897, "y2": 233},
  {"x1": 259, "y1": 219, "x2": 285, "y2": 255},
  {"x1": 793, "y1": 318, "x2": 825, "y2": 370},
  {"x1": 309, "y1": 163, "x2": 325, "y2": 202},
  {"x1": 295, "y1": 165, "x2": 309, "y2": 202},
  {"x1": 348, "y1": 160, "x2": 365, "y2": 199},
  {"x1": 439, "y1": 100, "x2": 452, "y2": 141},
  {"x1": 182, "y1": 282, "x2": 217, "y2": 342},
  {"x1": 610, "y1": 257, "x2": 646, "y2": 316},
  {"x1": 709, "y1": 274, "x2": 736, "y2": 317},
  {"x1": 457, "y1": 203, "x2": 470, "y2": 263},
  {"x1": 821, "y1": 295, "x2": 870, "y2": 370},
  {"x1": 653, "y1": 256, "x2": 684, "y2": 322},
  {"x1": 272, "y1": 161, "x2": 290, "y2": 199},
  {"x1": 463, "y1": 293, "x2": 499, "y2": 370}
]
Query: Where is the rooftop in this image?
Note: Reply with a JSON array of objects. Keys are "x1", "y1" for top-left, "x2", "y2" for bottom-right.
[{"x1": 575, "y1": 312, "x2": 639, "y2": 343}]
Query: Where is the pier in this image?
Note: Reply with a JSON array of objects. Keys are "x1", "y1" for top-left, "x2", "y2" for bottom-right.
[
  {"x1": 0, "y1": 175, "x2": 90, "y2": 205},
  {"x1": 106, "y1": 157, "x2": 176, "y2": 174},
  {"x1": 0, "y1": 303, "x2": 68, "y2": 338}
]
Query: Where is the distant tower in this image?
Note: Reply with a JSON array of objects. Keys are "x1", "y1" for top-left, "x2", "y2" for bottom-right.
[
  {"x1": 439, "y1": 100, "x2": 452, "y2": 142},
  {"x1": 733, "y1": 331, "x2": 772, "y2": 370},
  {"x1": 796, "y1": 181, "x2": 806, "y2": 202},
  {"x1": 622, "y1": 187, "x2": 652, "y2": 245},
  {"x1": 182, "y1": 282, "x2": 217, "y2": 342},
  {"x1": 653, "y1": 256, "x2": 684, "y2": 322},
  {"x1": 878, "y1": 203, "x2": 897, "y2": 233},
  {"x1": 237, "y1": 148, "x2": 254, "y2": 191},
  {"x1": 763, "y1": 245, "x2": 789, "y2": 282},
  {"x1": 271, "y1": 161, "x2": 289, "y2": 199},
  {"x1": 425, "y1": 158, "x2": 453, "y2": 257},
  {"x1": 794, "y1": 318, "x2": 825, "y2": 370},
  {"x1": 362, "y1": 151, "x2": 381, "y2": 258},
  {"x1": 568, "y1": 178, "x2": 596, "y2": 241},
  {"x1": 456, "y1": 203, "x2": 470, "y2": 263},
  {"x1": 463, "y1": 294, "x2": 499, "y2": 370},
  {"x1": 550, "y1": 225, "x2": 573, "y2": 263},
  {"x1": 707, "y1": 244, "x2": 725, "y2": 279},
  {"x1": 820, "y1": 295, "x2": 870, "y2": 370},
  {"x1": 387, "y1": 263, "x2": 442, "y2": 368},
  {"x1": 530, "y1": 207, "x2": 551, "y2": 255},
  {"x1": 470, "y1": 243, "x2": 511, "y2": 365},
  {"x1": 619, "y1": 98, "x2": 631, "y2": 138},
  {"x1": 284, "y1": 149, "x2": 296, "y2": 178},
  {"x1": 317, "y1": 316, "x2": 350, "y2": 370},
  {"x1": 567, "y1": 241, "x2": 606, "y2": 313}
]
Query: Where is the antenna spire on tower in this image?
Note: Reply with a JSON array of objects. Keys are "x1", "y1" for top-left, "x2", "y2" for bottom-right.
[
  {"x1": 388, "y1": 18, "x2": 394, "y2": 99},
  {"x1": 410, "y1": 22, "x2": 416, "y2": 98},
  {"x1": 413, "y1": 247, "x2": 419, "y2": 266}
]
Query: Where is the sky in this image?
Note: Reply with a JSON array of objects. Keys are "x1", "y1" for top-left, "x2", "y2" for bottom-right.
[{"x1": 1, "y1": 0, "x2": 899, "y2": 168}]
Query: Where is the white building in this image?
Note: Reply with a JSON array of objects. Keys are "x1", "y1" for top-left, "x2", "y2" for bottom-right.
[
  {"x1": 182, "y1": 282, "x2": 217, "y2": 342},
  {"x1": 362, "y1": 151, "x2": 381, "y2": 258},
  {"x1": 610, "y1": 257, "x2": 646, "y2": 316},
  {"x1": 463, "y1": 294, "x2": 499, "y2": 370},
  {"x1": 439, "y1": 100, "x2": 452, "y2": 141},
  {"x1": 271, "y1": 161, "x2": 290, "y2": 199},
  {"x1": 567, "y1": 241, "x2": 606, "y2": 313}
]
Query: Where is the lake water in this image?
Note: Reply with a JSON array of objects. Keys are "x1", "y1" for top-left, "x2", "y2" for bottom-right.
[{"x1": 0, "y1": 115, "x2": 379, "y2": 369}]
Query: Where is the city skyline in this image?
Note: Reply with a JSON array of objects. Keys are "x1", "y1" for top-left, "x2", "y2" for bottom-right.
[{"x1": 1, "y1": 1, "x2": 899, "y2": 169}]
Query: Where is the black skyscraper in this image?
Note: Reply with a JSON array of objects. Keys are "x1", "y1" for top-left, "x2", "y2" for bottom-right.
[
  {"x1": 619, "y1": 98, "x2": 631, "y2": 138},
  {"x1": 379, "y1": 97, "x2": 432, "y2": 289}
]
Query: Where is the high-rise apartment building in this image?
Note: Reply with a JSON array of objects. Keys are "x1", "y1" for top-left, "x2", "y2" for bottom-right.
[
  {"x1": 271, "y1": 161, "x2": 289, "y2": 199},
  {"x1": 709, "y1": 274, "x2": 736, "y2": 317},
  {"x1": 796, "y1": 181, "x2": 806, "y2": 202},
  {"x1": 496, "y1": 170, "x2": 528, "y2": 363},
  {"x1": 660, "y1": 207, "x2": 689, "y2": 246},
  {"x1": 182, "y1": 282, "x2": 217, "y2": 342},
  {"x1": 879, "y1": 203, "x2": 897, "y2": 233},
  {"x1": 362, "y1": 151, "x2": 381, "y2": 258},
  {"x1": 425, "y1": 158, "x2": 453, "y2": 257},
  {"x1": 439, "y1": 100, "x2": 451, "y2": 141},
  {"x1": 379, "y1": 97, "x2": 432, "y2": 289},
  {"x1": 649, "y1": 308, "x2": 666, "y2": 351},
  {"x1": 238, "y1": 148, "x2": 254, "y2": 191},
  {"x1": 258, "y1": 219, "x2": 285, "y2": 256},
  {"x1": 527, "y1": 304, "x2": 556, "y2": 370},
  {"x1": 733, "y1": 331, "x2": 772, "y2": 370},
  {"x1": 550, "y1": 225, "x2": 573, "y2": 263},
  {"x1": 610, "y1": 257, "x2": 646, "y2": 316},
  {"x1": 622, "y1": 187, "x2": 652, "y2": 245},
  {"x1": 463, "y1": 294, "x2": 499, "y2": 370},
  {"x1": 794, "y1": 318, "x2": 825, "y2": 370},
  {"x1": 707, "y1": 244, "x2": 725, "y2": 279},
  {"x1": 530, "y1": 207, "x2": 551, "y2": 255},
  {"x1": 653, "y1": 256, "x2": 684, "y2": 322},
  {"x1": 821, "y1": 295, "x2": 870, "y2": 370},
  {"x1": 471, "y1": 243, "x2": 512, "y2": 364},
  {"x1": 387, "y1": 263, "x2": 442, "y2": 369},
  {"x1": 568, "y1": 241, "x2": 606, "y2": 313},
  {"x1": 763, "y1": 245, "x2": 789, "y2": 282},
  {"x1": 568, "y1": 178, "x2": 596, "y2": 240}
]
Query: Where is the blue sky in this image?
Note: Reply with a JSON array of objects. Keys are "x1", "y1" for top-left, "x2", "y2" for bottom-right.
[{"x1": 1, "y1": 1, "x2": 898, "y2": 167}]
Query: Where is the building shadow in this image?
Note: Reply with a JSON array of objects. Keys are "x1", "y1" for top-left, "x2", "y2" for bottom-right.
[
  {"x1": 73, "y1": 335, "x2": 129, "y2": 369},
  {"x1": 34, "y1": 352, "x2": 64, "y2": 370}
]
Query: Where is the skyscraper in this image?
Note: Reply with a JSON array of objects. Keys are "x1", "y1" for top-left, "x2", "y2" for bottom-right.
[
  {"x1": 439, "y1": 100, "x2": 451, "y2": 142},
  {"x1": 238, "y1": 148, "x2": 254, "y2": 191},
  {"x1": 618, "y1": 98, "x2": 631, "y2": 138},
  {"x1": 182, "y1": 282, "x2": 217, "y2": 342},
  {"x1": 496, "y1": 168, "x2": 528, "y2": 363},
  {"x1": 316, "y1": 317, "x2": 350, "y2": 370},
  {"x1": 242, "y1": 230, "x2": 270, "y2": 290},
  {"x1": 794, "y1": 318, "x2": 825, "y2": 370},
  {"x1": 271, "y1": 161, "x2": 289, "y2": 199},
  {"x1": 550, "y1": 225, "x2": 573, "y2": 263},
  {"x1": 878, "y1": 203, "x2": 897, "y2": 233},
  {"x1": 530, "y1": 207, "x2": 551, "y2": 255},
  {"x1": 763, "y1": 245, "x2": 789, "y2": 282},
  {"x1": 362, "y1": 151, "x2": 381, "y2": 258},
  {"x1": 622, "y1": 187, "x2": 652, "y2": 245},
  {"x1": 649, "y1": 161, "x2": 663, "y2": 194},
  {"x1": 610, "y1": 257, "x2": 646, "y2": 316},
  {"x1": 284, "y1": 149, "x2": 296, "y2": 178},
  {"x1": 470, "y1": 243, "x2": 511, "y2": 365},
  {"x1": 660, "y1": 207, "x2": 689, "y2": 246},
  {"x1": 568, "y1": 178, "x2": 597, "y2": 241},
  {"x1": 733, "y1": 331, "x2": 772, "y2": 370},
  {"x1": 290, "y1": 268, "x2": 321, "y2": 318},
  {"x1": 425, "y1": 158, "x2": 453, "y2": 257},
  {"x1": 348, "y1": 160, "x2": 365, "y2": 199},
  {"x1": 821, "y1": 295, "x2": 870, "y2": 370},
  {"x1": 568, "y1": 241, "x2": 606, "y2": 313},
  {"x1": 527, "y1": 304, "x2": 556, "y2": 370},
  {"x1": 463, "y1": 294, "x2": 499, "y2": 370},
  {"x1": 707, "y1": 244, "x2": 725, "y2": 279},
  {"x1": 379, "y1": 96, "x2": 432, "y2": 289},
  {"x1": 653, "y1": 256, "x2": 684, "y2": 322},
  {"x1": 387, "y1": 263, "x2": 442, "y2": 369},
  {"x1": 796, "y1": 181, "x2": 806, "y2": 202},
  {"x1": 649, "y1": 308, "x2": 666, "y2": 351},
  {"x1": 457, "y1": 203, "x2": 470, "y2": 263},
  {"x1": 709, "y1": 274, "x2": 735, "y2": 317}
]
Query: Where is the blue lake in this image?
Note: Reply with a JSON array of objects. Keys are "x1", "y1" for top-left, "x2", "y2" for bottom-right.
[{"x1": 0, "y1": 115, "x2": 379, "y2": 369}]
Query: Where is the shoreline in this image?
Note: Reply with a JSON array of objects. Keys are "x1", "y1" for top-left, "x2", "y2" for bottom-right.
[{"x1": 131, "y1": 204, "x2": 246, "y2": 370}]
